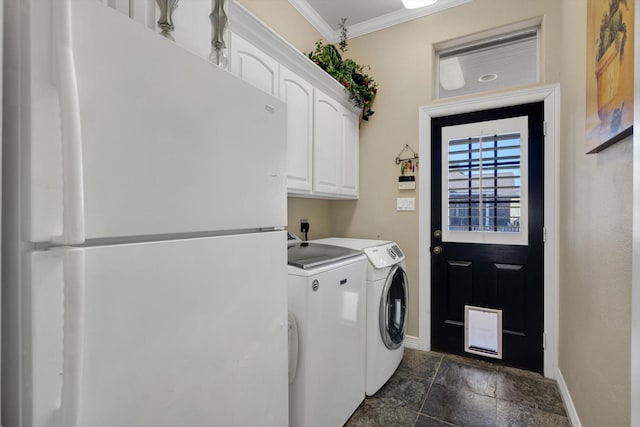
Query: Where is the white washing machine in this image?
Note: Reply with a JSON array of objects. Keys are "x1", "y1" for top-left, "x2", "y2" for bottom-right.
[
  {"x1": 313, "y1": 238, "x2": 409, "y2": 396},
  {"x1": 287, "y1": 237, "x2": 367, "y2": 427}
]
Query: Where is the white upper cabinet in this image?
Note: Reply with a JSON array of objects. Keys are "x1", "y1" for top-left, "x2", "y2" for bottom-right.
[
  {"x1": 340, "y1": 109, "x2": 359, "y2": 198},
  {"x1": 313, "y1": 90, "x2": 342, "y2": 195},
  {"x1": 231, "y1": 34, "x2": 279, "y2": 97},
  {"x1": 279, "y1": 66, "x2": 314, "y2": 193},
  {"x1": 229, "y1": 30, "x2": 360, "y2": 199},
  {"x1": 313, "y1": 89, "x2": 359, "y2": 199}
]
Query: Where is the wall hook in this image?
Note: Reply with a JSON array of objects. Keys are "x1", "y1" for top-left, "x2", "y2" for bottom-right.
[{"x1": 395, "y1": 144, "x2": 419, "y2": 165}]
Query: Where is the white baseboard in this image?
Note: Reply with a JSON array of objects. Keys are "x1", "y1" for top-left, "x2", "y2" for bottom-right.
[
  {"x1": 556, "y1": 367, "x2": 582, "y2": 427},
  {"x1": 403, "y1": 334, "x2": 422, "y2": 350}
]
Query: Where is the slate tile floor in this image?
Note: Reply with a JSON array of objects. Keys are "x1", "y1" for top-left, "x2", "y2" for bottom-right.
[{"x1": 346, "y1": 349, "x2": 571, "y2": 427}]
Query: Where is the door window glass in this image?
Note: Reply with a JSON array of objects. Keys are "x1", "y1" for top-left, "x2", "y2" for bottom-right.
[{"x1": 442, "y1": 116, "x2": 529, "y2": 245}]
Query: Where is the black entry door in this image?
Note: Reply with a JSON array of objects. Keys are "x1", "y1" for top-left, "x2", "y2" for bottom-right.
[{"x1": 431, "y1": 102, "x2": 544, "y2": 373}]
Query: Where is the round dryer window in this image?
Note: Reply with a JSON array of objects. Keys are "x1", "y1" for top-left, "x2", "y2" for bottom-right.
[{"x1": 379, "y1": 266, "x2": 408, "y2": 350}]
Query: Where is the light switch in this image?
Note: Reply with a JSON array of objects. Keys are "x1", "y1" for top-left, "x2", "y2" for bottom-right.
[{"x1": 397, "y1": 197, "x2": 415, "y2": 211}]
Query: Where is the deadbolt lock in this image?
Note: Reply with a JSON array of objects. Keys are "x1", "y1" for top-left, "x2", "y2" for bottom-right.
[{"x1": 433, "y1": 229, "x2": 442, "y2": 239}]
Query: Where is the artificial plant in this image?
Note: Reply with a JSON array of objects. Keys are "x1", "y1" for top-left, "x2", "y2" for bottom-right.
[{"x1": 307, "y1": 18, "x2": 378, "y2": 121}]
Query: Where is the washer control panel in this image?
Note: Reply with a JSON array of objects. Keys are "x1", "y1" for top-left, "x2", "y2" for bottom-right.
[{"x1": 363, "y1": 242, "x2": 405, "y2": 269}]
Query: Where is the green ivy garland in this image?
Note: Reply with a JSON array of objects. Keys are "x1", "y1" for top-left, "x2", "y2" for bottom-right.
[{"x1": 307, "y1": 18, "x2": 378, "y2": 121}]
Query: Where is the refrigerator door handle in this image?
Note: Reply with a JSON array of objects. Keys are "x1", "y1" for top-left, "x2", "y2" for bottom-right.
[
  {"x1": 51, "y1": 0, "x2": 85, "y2": 245},
  {"x1": 55, "y1": 248, "x2": 86, "y2": 427}
]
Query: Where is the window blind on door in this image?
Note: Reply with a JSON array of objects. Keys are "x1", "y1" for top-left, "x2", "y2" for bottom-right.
[{"x1": 447, "y1": 132, "x2": 522, "y2": 233}]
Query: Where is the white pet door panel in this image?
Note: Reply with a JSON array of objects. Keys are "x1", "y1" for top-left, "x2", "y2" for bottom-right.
[{"x1": 464, "y1": 305, "x2": 503, "y2": 359}]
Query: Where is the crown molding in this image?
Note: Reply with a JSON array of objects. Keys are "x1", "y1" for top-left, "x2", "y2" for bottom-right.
[
  {"x1": 348, "y1": 0, "x2": 473, "y2": 39},
  {"x1": 228, "y1": 0, "x2": 358, "y2": 112},
  {"x1": 287, "y1": 0, "x2": 337, "y2": 42},
  {"x1": 288, "y1": 0, "x2": 472, "y2": 42}
]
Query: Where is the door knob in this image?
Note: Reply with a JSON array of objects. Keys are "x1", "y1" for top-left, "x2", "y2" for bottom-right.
[{"x1": 432, "y1": 246, "x2": 442, "y2": 255}]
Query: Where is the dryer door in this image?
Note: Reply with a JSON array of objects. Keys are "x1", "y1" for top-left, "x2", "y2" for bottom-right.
[{"x1": 379, "y1": 266, "x2": 408, "y2": 350}]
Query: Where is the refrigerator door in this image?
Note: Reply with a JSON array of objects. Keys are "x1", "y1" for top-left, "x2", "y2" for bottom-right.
[
  {"x1": 27, "y1": 1, "x2": 286, "y2": 243},
  {"x1": 27, "y1": 232, "x2": 288, "y2": 427}
]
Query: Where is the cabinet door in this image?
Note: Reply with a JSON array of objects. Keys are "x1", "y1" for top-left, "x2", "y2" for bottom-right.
[
  {"x1": 340, "y1": 108, "x2": 359, "y2": 198},
  {"x1": 313, "y1": 89, "x2": 341, "y2": 195},
  {"x1": 231, "y1": 34, "x2": 279, "y2": 96},
  {"x1": 280, "y1": 66, "x2": 313, "y2": 193}
]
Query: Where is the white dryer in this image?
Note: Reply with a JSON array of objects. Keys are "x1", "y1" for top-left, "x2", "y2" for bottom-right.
[
  {"x1": 287, "y1": 238, "x2": 367, "y2": 427},
  {"x1": 313, "y1": 238, "x2": 409, "y2": 396}
]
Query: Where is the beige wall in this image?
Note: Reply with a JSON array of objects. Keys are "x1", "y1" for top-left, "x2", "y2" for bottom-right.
[
  {"x1": 558, "y1": 1, "x2": 632, "y2": 425},
  {"x1": 331, "y1": 0, "x2": 563, "y2": 340},
  {"x1": 241, "y1": 0, "x2": 633, "y2": 424},
  {"x1": 287, "y1": 197, "x2": 334, "y2": 239}
]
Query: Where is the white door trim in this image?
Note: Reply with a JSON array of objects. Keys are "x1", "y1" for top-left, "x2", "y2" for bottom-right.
[{"x1": 417, "y1": 84, "x2": 560, "y2": 378}]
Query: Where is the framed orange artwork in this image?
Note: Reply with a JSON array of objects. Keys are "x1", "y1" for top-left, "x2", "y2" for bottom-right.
[{"x1": 586, "y1": 0, "x2": 634, "y2": 153}]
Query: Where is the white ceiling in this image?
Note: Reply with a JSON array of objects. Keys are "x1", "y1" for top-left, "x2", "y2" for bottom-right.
[
  {"x1": 304, "y1": 0, "x2": 402, "y2": 29},
  {"x1": 287, "y1": 0, "x2": 473, "y2": 42}
]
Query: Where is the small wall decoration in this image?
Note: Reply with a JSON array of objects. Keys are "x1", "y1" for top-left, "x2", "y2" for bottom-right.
[
  {"x1": 395, "y1": 144, "x2": 419, "y2": 170},
  {"x1": 586, "y1": 0, "x2": 634, "y2": 153},
  {"x1": 396, "y1": 144, "x2": 418, "y2": 190}
]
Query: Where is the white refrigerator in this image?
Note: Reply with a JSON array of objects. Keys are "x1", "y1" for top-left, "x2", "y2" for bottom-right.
[{"x1": 2, "y1": 1, "x2": 289, "y2": 426}]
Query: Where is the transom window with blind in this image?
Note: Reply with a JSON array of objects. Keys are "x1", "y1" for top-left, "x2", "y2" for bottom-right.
[
  {"x1": 441, "y1": 116, "x2": 529, "y2": 246},
  {"x1": 433, "y1": 17, "x2": 542, "y2": 100}
]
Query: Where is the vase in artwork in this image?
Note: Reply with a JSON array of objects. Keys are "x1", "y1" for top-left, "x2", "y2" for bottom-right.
[{"x1": 594, "y1": 42, "x2": 623, "y2": 123}]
